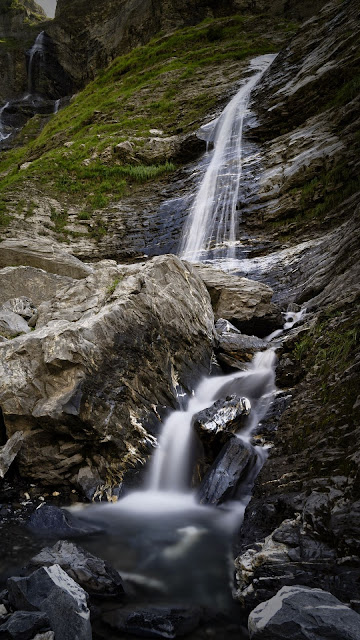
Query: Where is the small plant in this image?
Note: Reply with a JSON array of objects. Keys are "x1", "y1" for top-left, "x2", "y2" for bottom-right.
[
  {"x1": 106, "y1": 277, "x2": 122, "y2": 296},
  {"x1": 77, "y1": 211, "x2": 91, "y2": 220}
]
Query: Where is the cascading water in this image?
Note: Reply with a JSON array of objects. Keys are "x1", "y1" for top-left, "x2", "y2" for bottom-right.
[
  {"x1": 27, "y1": 31, "x2": 46, "y2": 94},
  {"x1": 180, "y1": 54, "x2": 276, "y2": 262},
  {"x1": 0, "y1": 102, "x2": 10, "y2": 143}
]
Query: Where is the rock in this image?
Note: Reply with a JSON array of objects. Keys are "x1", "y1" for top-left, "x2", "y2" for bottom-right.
[
  {"x1": 0, "y1": 310, "x2": 31, "y2": 338},
  {"x1": 0, "y1": 238, "x2": 93, "y2": 279},
  {"x1": 19, "y1": 162, "x2": 32, "y2": 171},
  {"x1": 113, "y1": 140, "x2": 135, "y2": 160},
  {"x1": 0, "y1": 255, "x2": 213, "y2": 489},
  {"x1": 32, "y1": 633, "x2": 55, "y2": 640},
  {"x1": 0, "y1": 604, "x2": 7, "y2": 617},
  {"x1": 193, "y1": 265, "x2": 281, "y2": 337},
  {"x1": 102, "y1": 604, "x2": 201, "y2": 639},
  {"x1": 215, "y1": 318, "x2": 266, "y2": 366},
  {"x1": 27, "y1": 505, "x2": 102, "y2": 538},
  {"x1": 198, "y1": 437, "x2": 256, "y2": 505},
  {"x1": 194, "y1": 395, "x2": 251, "y2": 462},
  {"x1": 2, "y1": 297, "x2": 38, "y2": 326},
  {"x1": 0, "y1": 431, "x2": 24, "y2": 479},
  {"x1": 248, "y1": 585, "x2": 360, "y2": 640},
  {"x1": 0, "y1": 267, "x2": 74, "y2": 308},
  {"x1": 0, "y1": 611, "x2": 50, "y2": 640},
  {"x1": 30, "y1": 541, "x2": 125, "y2": 596},
  {"x1": 7, "y1": 565, "x2": 91, "y2": 640}
]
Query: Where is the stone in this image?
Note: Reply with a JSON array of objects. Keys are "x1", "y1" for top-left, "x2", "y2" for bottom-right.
[
  {"x1": 194, "y1": 395, "x2": 251, "y2": 461},
  {"x1": 113, "y1": 140, "x2": 135, "y2": 160},
  {"x1": 0, "y1": 237, "x2": 93, "y2": 279},
  {"x1": 198, "y1": 437, "x2": 256, "y2": 505},
  {"x1": 102, "y1": 604, "x2": 201, "y2": 639},
  {"x1": 0, "y1": 255, "x2": 213, "y2": 489},
  {"x1": 248, "y1": 585, "x2": 360, "y2": 640},
  {"x1": 19, "y1": 162, "x2": 32, "y2": 171},
  {"x1": 27, "y1": 505, "x2": 102, "y2": 538},
  {"x1": 0, "y1": 267, "x2": 74, "y2": 308},
  {"x1": 32, "y1": 634, "x2": 55, "y2": 640},
  {"x1": 193, "y1": 265, "x2": 281, "y2": 337},
  {"x1": 215, "y1": 318, "x2": 266, "y2": 366},
  {"x1": 7, "y1": 565, "x2": 91, "y2": 640},
  {"x1": 0, "y1": 310, "x2": 31, "y2": 338},
  {"x1": 2, "y1": 297, "x2": 38, "y2": 325},
  {"x1": 0, "y1": 431, "x2": 24, "y2": 479},
  {"x1": 0, "y1": 611, "x2": 50, "y2": 640},
  {"x1": 30, "y1": 541, "x2": 125, "y2": 596}
]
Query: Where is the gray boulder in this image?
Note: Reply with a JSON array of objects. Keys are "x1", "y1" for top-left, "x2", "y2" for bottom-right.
[
  {"x1": 248, "y1": 585, "x2": 360, "y2": 640},
  {"x1": 27, "y1": 505, "x2": 102, "y2": 538},
  {"x1": 194, "y1": 265, "x2": 281, "y2": 337},
  {"x1": 0, "y1": 310, "x2": 31, "y2": 338},
  {"x1": 2, "y1": 297, "x2": 38, "y2": 326},
  {"x1": 0, "y1": 255, "x2": 213, "y2": 490},
  {"x1": 0, "y1": 431, "x2": 24, "y2": 479},
  {"x1": 198, "y1": 436, "x2": 256, "y2": 505},
  {"x1": 215, "y1": 318, "x2": 266, "y2": 369},
  {"x1": 30, "y1": 541, "x2": 125, "y2": 596},
  {"x1": 0, "y1": 266, "x2": 74, "y2": 308},
  {"x1": 7, "y1": 565, "x2": 91, "y2": 640},
  {"x1": 0, "y1": 611, "x2": 50, "y2": 640},
  {"x1": 194, "y1": 395, "x2": 251, "y2": 457}
]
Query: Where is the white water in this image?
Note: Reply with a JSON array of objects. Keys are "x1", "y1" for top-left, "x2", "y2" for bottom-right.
[
  {"x1": 180, "y1": 54, "x2": 276, "y2": 262},
  {"x1": 53, "y1": 98, "x2": 61, "y2": 114},
  {"x1": 0, "y1": 102, "x2": 10, "y2": 142},
  {"x1": 28, "y1": 31, "x2": 46, "y2": 94}
]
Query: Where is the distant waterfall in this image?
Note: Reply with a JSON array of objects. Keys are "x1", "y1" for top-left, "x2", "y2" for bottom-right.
[
  {"x1": 180, "y1": 54, "x2": 276, "y2": 263},
  {"x1": 27, "y1": 31, "x2": 46, "y2": 94},
  {"x1": 0, "y1": 102, "x2": 10, "y2": 142}
]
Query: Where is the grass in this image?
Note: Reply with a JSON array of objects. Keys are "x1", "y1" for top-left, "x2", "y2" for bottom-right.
[{"x1": 0, "y1": 12, "x2": 297, "y2": 226}]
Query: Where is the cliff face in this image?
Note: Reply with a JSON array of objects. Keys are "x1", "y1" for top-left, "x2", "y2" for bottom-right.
[{"x1": 48, "y1": 0, "x2": 328, "y2": 88}]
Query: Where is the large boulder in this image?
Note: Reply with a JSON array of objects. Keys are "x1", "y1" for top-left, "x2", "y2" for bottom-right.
[
  {"x1": 30, "y1": 541, "x2": 125, "y2": 596},
  {"x1": 215, "y1": 318, "x2": 266, "y2": 369},
  {"x1": 0, "y1": 254, "x2": 214, "y2": 493},
  {"x1": 248, "y1": 585, "x2": 360, "y2": 640},
  {"x1": 0, "y1": 266, "x2": 74, "y2": 308},
  {"x1": 194, "y1": 265, "x2": 281, "y2": 337},
  {"x1": 0, "y1": 310, "x2": 31, "y2": 338},
  {"x1": 7, "y1": 565, "x2": 91, "y2": 640}
]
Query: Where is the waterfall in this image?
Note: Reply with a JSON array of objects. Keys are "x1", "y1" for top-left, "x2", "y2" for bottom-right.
[
  {"x1": 179, "y1": 54, "x2": 276, "y2": 263},
  {"x1": 0, "y1": 102, "x2": 10, "y2": 142},
  {"x1": 54, "y1": 99, "x2": 61, "y2": 114},
  {"x1": 27, "y1": 31, "x2": 46, "y2": 94}
]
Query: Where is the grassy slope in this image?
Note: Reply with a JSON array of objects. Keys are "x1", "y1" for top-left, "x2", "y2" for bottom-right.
[{"x1": 0, "y1": 13, "x2": 297, "y2": 231}]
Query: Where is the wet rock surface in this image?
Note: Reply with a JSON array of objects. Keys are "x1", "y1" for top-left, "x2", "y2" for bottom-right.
[
  {"x1": 248, "y1": 585, "x2": 360, "y2": 640},
  {"x1": 215, "y1": 319, "x2": 266, "y2": 369},
  {"x1": 194, "y1": 395, "x2": 251, "y2": 452}
]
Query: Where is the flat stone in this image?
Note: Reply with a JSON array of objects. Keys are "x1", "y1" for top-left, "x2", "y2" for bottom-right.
[
  {"x1": 248, "y1": 585, "x2": 360, "y2": 640},
  {"x1": 7, "y1": 565, "x2": 91, "y2": 640}
]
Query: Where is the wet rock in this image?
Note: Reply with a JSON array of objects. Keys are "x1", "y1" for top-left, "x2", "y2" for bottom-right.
[
  {"x1": 194, "y1": 265, "x2": 281, "y2": 337},
  {"x1": 102, "y1": 604, "x2": 201, "y2": 639},
  {"x1": 27, "y1": 505, "x2": 102, "y2": 538},
  {"x1": 0, "y1": 237, "x2": 92, "y2": 279},
  {"x1": 0, "y1": 611, "x2": 50, "y2": 640},
  {"x1": 0, "y1": 431, "x2": 24, "y2": 479},
  {"x1": 198, "y1": 437, "x2": 256, "y2": 505},
  {"x1": 7, "y1": 565, "x2": 91, "y2": 640},
  {"x1": 194, "y1": 395, "x2": 251, "y2": 460},
  {"x1": 30, "y1": 541, "x2": 124, "y2": 596},
  {"x1": 248, "y1": 585, "x2": 360, "y2": 640},
  {"x1": 215, "y1": 318, "x2": 266, "y2": 366},
  {"x1": 0, "y1": 255, "x2": 213, "y2": 489},
  {"x1": 0, "y1": 311, "x2": 31, "y2": 338},
  {"x1": 2, "y1": 298, "x2": 38, "y2": 326}
]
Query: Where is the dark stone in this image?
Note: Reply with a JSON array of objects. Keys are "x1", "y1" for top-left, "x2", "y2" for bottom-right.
[
  {"x1": 248, "y1": 585, "x2": 360, "y2": 640},
  {"x1": 30, "y1": 540, "x2": 125, "y2": 597},
  {"x1": 194, "y1": 394, "x2": 251, "y2": 453},
  {"x1": 102, "y1": 604, "x2": 201, "y2": 639},
  {"x1": 27, "y1": 505, "x2": 102, "y2": 538},
  {"x1": 7, "y1": 565, "x2": 91, "y2": 640},
  {"x1": 215, "y1": 319, "x2": 266, "y2": 366},
  {"x1": 198, "y1": 437, "x2": 256, "y2": 505},
  {"x1": 0, "y1": 611, "x2": 50, "y2": 640}
]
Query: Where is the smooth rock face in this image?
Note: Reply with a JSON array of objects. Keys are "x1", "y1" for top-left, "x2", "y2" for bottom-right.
[
  {"x1": 7, "y1": 565, "x2": 92, "y2": 640},
  {"x1": 248, "y1": 585, "x2": 360, "y2": 640},
  {"x1": 102, "y1": 604, "x2": 201, "y2": 639},
  {"x1": 30, "y1": 541, "x2": 125, "y2": 596},
  {"x1": 0, "y1": 431, "x2": 24, "y2": 479},
  {"x1": 194, "y1": 265, "x2": 281, "y2": 337},
  {"x1": 0, "y1": 610, "x2": 50, "y2": 640},
  {"x1": 198, "y1": 437, "x2": 256, "y2": 505},
  {"x1": 0, "y1": 266, "x2": 74, "y2": 308},
  {"x1": 0, "y1": 255, "x2": 214, "y2": 490}
]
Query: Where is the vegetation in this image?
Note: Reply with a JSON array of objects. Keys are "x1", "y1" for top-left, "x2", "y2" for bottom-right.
[{"x1": 0, "y1": 12, "x2": 298, "y2": 229}]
